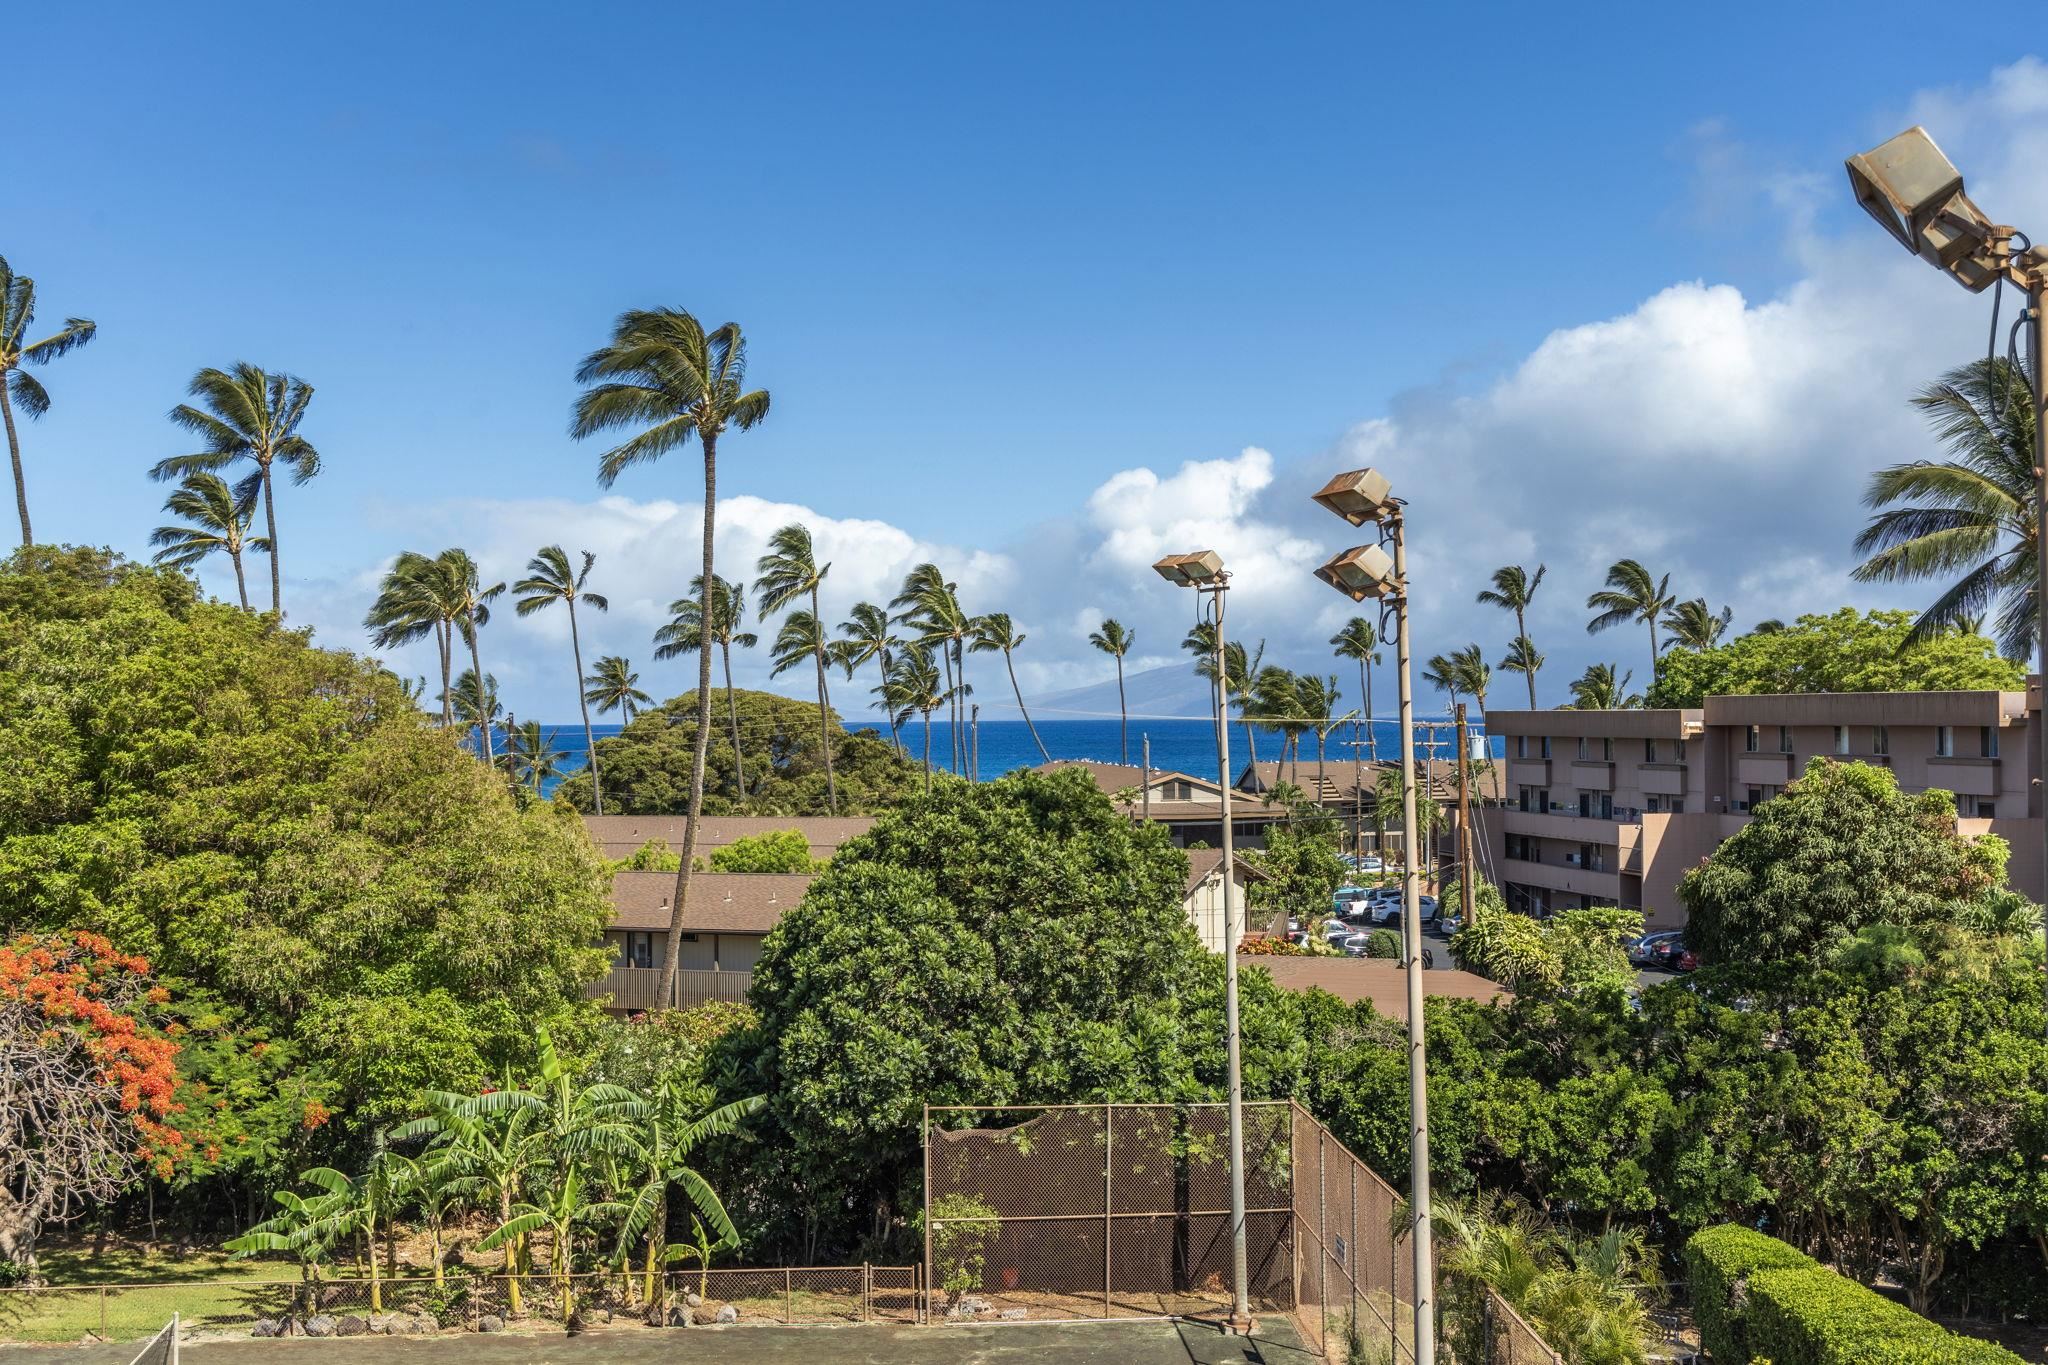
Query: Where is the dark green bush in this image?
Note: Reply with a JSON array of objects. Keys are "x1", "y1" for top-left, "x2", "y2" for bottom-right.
[
  {"x1": 1684, "y1": 1224, "x2": 1816, "y2": 1362},
  {"x1": 1364, "y1": 929, "x2": 1400, "y2": 959}
]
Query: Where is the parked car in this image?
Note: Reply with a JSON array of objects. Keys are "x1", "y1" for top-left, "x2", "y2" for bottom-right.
[
  {"x1": 1331, "y1": 885, "x2": 1370, "y2": 914},
  {"x1": 1669, "y1": 946, "x2": 1701, "y2": 972},
  {"x1": 1371, "y1": 894, "x2": 1437, "y2": 925},
  {"x1": 1627, "y1": 931, "x2": 1683, "y2": 967},
  {"x1": 1343, "y1": 854, "x2": 1385, "y2": 874},
  {"x1": 1322, "y1": 917, "x2": 1361, "y2": 943}
]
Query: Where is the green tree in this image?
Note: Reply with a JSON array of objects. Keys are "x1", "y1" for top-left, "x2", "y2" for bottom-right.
[
  {"x1": 0, "y1": 257, "x2": 96, "y2": 548},
  {"x1": 1245, "y1": 822, "x2": 1347, "y2": 929},
  {"x1": 836, "y1": 602, "x2": 904, "y2": 754},
  {"x1": 1330, "y1": 617, "x2": 1382, "y2": 762},
  {"x1": 877, "y1": 643, "x2": 949, "y2": 791},
  {"x1": 1477, "y1": 564, "x2": 1547, "y2": 707},
  {"x1": 584, "y1": 655, "x2": 652, "y2": 723},
  {"x1": 756, "y1": 524, "x2": 839, "y2": 812},
  {"x1": 505, "y1": 720, "x2": 568, "y2": 794},
  {"x1": 1647, "y1": 607, "x2": 2023, "y2": 708},
  {"x1": 1586, "y1": 560, "x2": 1675, "y2": 686},
  {"x1": 970, "y1": 611, "x2": 1049, "y2": 764},
  {"x1": 572, "y1": 306, "x2": 770, "y2": 1011},
  {"x1": 1661, "y1": 598, "x2": 1732, "y2": 652},
  {"x1": 893, "y1": 564, "x2": 973, "y2": 775},
  {"x1": 513, "y1": 547, "x2": 610, "y2": 813},
  {"x1": 149, "y1": 473, "x2": 267, "y2": 612},
  {"x1": 1089, "y1": 618, "x2": 1136, "y2": 764},
  {"x1": 705, "y1": 828, "x2": 822, "y2": 873},
  {"x1": 1679, "y1": 759, "x2": 2016, "y2": 964},
  {"x1": 449, "y1": 668, "x2": 502, "y2": 749},
  {"x1": 149, "y1": 363, "x2": 319, "y2": 617},
  {"x1": 655, "y1": 575, "x2": 757, "y2": 800},
  {"x1": 1853, "y1": 357, "x2": 2038, "y2": 658},
  {"x1": 1567, "y1": 663, "x2": 1640, "y2": 710},
  {"x1": 1449, "y1": 643, "x2": 1491, "y2": 718},
  {"x1": 1499, "y1": 636, "x2": 1545, "y2": 706}
]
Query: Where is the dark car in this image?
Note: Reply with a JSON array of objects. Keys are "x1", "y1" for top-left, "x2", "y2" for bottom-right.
[{"x1": 1628, "y1": 931, "x2": 1683, "y2": 967}]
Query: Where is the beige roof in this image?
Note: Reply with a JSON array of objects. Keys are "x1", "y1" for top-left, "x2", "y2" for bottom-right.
[
  {"x1": 607, "y1": 871, "x2": 814, "y2": 934},
  {"x1": 1236, "y1": 759, "x2": 1503, "y2": 805},
  {"x1": 1181, "y1": 848, "x2": 1267, "y2": 898},
  {"x1": 1143, "y1": 798, "x2": 1288, "y2": 823},
  {"x1": 583, "y1": 815, "x2": 876, "y2": 861},
  {"x1": 1031, "y1": 759, "x2": 1213, "y2": 792},
  {"x1": 1244, "y1": 956, "x2": 1510, "y2": 1013}
]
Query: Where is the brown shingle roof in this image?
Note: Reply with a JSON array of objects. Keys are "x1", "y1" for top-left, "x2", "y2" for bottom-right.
[
  {"x1": 607, "y1": 871, "x2": 814, "y2": 933},
  {"x1": 583, "y1": 815, "x2": 875, "y2": 861},
  {"x1": 1244, "y1": 956, "x2": 1510, "y2": 1013},
  {"x1": 1030, "y1": 759, "x2": 1213, "y2": 792},
  {"x1": 1181, "y1": 848, "x2": 1266, "y2": 898},
  {"x1": 1236, "y1": 759, "x2": 1504, "y2": 804}
]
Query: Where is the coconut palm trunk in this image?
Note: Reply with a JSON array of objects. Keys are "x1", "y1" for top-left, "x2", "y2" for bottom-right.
[
  {"x1": 809, "y1": 583, "x2": 838, "y2": 813},
  {"x1": 661, "y1": 431, "x2": 720, "y2": 1009},
  {"x1": 259, "y1": 462, "x2": 282, "y2": 615},
  {"x1": 465, "y1": 619, "x2": 495, "y2": 764},
  {"x1": 230, "y1": 545, "x2": 250, "y2": 611},
  {"x1": 999, "y1": 644, "x2": 1049, "y2": 763},
  {"x1": 566, "y1": 597, "x2": 604, "y2": 814},
  {"x1": 921, "y1": 709, "x2": 933, "y2": 792},
  {"x1": 1114, "y1": 653, "x2": 1129, "y2": 763},
  {"x1": 3, "y1": 374, "x2": 29, "y2": 546},
  {"x1": 436, "y1": 622, "x2": 455, "y2": 728},
  {"x1": 720, "y1": 636, "x2": 746, "y2": 799},
  {"x1": 1514, "y1": 604, "x2": 1535, "y2": 706}
]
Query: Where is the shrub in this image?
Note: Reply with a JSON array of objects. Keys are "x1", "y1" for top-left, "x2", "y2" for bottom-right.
[
  {"x1": 1364, "y1": 929, "x2": 1400, "y2": 959},
  {"x1": 1684, "y1": 1224, "x2": 1816, "y2": 1362}
]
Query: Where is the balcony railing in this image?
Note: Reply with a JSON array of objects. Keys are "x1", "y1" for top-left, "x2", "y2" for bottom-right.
[{"x1": 587, "y1": 965, "x2": 753, "y2": 1012}]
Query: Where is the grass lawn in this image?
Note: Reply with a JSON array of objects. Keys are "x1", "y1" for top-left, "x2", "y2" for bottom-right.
[{"x1": 3, "y1": 1241, "x2": 313, "y2": 1344}]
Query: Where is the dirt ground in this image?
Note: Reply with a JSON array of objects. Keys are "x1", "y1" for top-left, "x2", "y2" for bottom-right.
[{"x1": 0, "y1": 1317, "x2": 1317, "y2": 1365}]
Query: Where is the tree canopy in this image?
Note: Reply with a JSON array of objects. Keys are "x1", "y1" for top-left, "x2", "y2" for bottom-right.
[
  {"x1": 1647, "y1": 608, "x2": 2022, "y2": 708},
  {"x1": 553, "y1": 687, "x2": 920, "y2": 815}
]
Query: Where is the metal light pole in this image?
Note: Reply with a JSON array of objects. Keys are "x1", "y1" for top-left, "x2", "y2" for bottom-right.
[
  {"x1": 1844, "y1": 127, "x2": 2048, "y2": 1037},
  {"x1": 1152, "y1": 551, "x2": 1252, "y2": 1333},
  {"x1": 1310, "y1": 470, "x2": 1435, "y2": 1365}
]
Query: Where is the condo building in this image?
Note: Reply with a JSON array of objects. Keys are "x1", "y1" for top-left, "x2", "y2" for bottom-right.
[{"x1": 1486, "y1": 685, "x2": 2044, "y2": 927}]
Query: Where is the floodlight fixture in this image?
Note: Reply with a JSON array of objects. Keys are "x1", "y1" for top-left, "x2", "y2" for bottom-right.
[
  {"x1": 1151, "y1": 550, "x2": 1225, "y2": 586},
  {"x1": 1845, "y1": 126, "x2": 1999, "y2": 290},
  {"x1": 1310, "y1": 467, "x2": 1396, "y2": 526},
  {"x1": 1315, "y1": 544, "x2": 1397, "y2": 601}
]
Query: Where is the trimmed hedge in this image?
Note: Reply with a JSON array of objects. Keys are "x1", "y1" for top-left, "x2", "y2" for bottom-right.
[{"x1": 1685, "y1": 1225, "x2": 2024, "y2": 1365}]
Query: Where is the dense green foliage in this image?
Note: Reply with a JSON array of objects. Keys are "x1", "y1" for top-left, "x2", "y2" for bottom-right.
[
  {"x1": 1646, "y1": 608, "x2": 2022, "y2": 708},
  {"x1": 0, "y1": 549, "x2": 612, "y2": 1169},
  {"x1": 723, "y1": 768, "x2": 1307, "y2": 1258},
  {"x1": 703, "y1": 829, "x2": 822, "y2": 874},
  {"x1": 1680, "y1": 760, "x2": 2021, "y2": 964},
  {"x1": 553, "y1": 687, "x2": 919, "y2": 815},
  {"x1": 1243, "y1": 823, "x2": 1346, "y2": 929},
  {"x1": 1688, "y1": 1225, "x2": 2024, "y2": 1364}
]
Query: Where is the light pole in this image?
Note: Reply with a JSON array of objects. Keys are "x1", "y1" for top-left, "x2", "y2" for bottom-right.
[
  {"x1": 1152, "y1": 550, "x2": 1253, "y2": 1334},
  {"x1": 1845, "y1": 127, "x2": 2048, "y2": 1037},
  {"x1": 1309, "y1": 469, "x2": 1436, "y2": 1365}
]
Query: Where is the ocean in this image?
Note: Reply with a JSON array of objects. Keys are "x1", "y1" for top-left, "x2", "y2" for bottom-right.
[{"x1": 524, "y1": 716, "x2": 1502, "y2": 793}]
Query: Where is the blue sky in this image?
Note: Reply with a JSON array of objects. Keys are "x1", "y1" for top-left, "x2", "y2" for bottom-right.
[{"x1": 8, "y1": 5, "x2": 2042, "y2": 717}]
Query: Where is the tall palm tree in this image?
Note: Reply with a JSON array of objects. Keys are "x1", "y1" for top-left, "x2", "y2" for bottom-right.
[
  {"x1": 1476, "y1": 565, "x2": 1547, "y2": 707},
  {"x1": 892, "y1": 564, "x2": 972, "y2": 774},
  {"x1": 1253, "y1": 666, "x2": 1307, "y2": 783},
  {"x1": 514, "y1": 547, "x2": 611, "y2": 813},
  {"x1": 366, "y1": 550, "x2": 463, "y2": 729},
  {"x1": 1498, "y1": 634, "x2": 1545, "y2": 706},
  {"x1": 572, "y1": 307, "x2": 769, "y2": 1009},
  {"x1": 450, "y1": 668, "x2": 503, "y2": 745},
  {"x1": 149, "y1": 473, "x2": 266, "y2": 610},
  {"x1": 836, "y1": 602, "x2": 903, "y2": 754},
  {"x1": 1185, "y1": 623, "x2": 1264, "y2": 777},
  {"x1": 505, "y1": 721, "x2": 567, "y2": 794},
  {"x1": 1853, "y1": 358, "x2": 2039, "y2": 658},
  {"x1": 1330, "y1": 617, "x2": 1382, "y2": 763},
  {"x1": 970, "y1": 612, "x2": 1049, "y2": 764},
  {"x1": 1567, "y1": 663, "x2": 1641, "y2": 710},
  {"x1": 1585, "y1": 559, "x2": 1674, "y2": 683},
  {"x1": 1294, "y1": 674, "x2": 1346, "y2": 772},
  {"x1": 1660, "y1": 598, "x2": 1732, "y2": 652},
  {"x1": 444, "y1": 550, "x2": 507, "y2": 764},
  {"x1": 656, "y1": 576, "x2": 757, "y2": 800},
  {"x1": 755, "y1": 524, "x2": 839, "y2": 812},
  {"x1": 1088, "y1": 619, "x2": 1136, "y2": 763},
  {"x1": 150, "y1": 363, "x2": 318, "y2": 616},
  {"x1": 767, "y1": 609, "x2": 842, "y2": 789},
  {"x1": 1448, "y1": 642, "x2": 1491, "y2": 718},
  {"x1": 1423, "y1": 653, "x2": 1462, "y2": 710},
  {"x1": 584, "y1": 655, "x2": 653, "y2": 724},
  {"x1": 0, "y1": 258, "x2": 96, "y2": 547},
  {"x1": 878, "y1": 644, "x2": 946, "y2": 792}
]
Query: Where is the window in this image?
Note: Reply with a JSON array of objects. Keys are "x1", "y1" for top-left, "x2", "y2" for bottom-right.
[
  {"x1": 1515, "y1": 735, "x2": 1528, "y2": 759},
  {"x1": 1577, "y1": 736, "x2": 1589, "y2": 760},
  {"x1": 1597, "y1": 793, "x2": 1612, "y2": 819},
  {"x1": 1936, "y1": 725, "x2": 1955, "y2": 757},
  {"x1": 1982, "y1": 725, "x2": 1999, "y2": 758},
  {"x1": 1578, "y1": 792, "x2": 1592, "y2": 817},
  {"x1": 1540, "y1": 736, "x2": 1552, "y2": 759},
  {"x1": 626, "y1": 932, "x2": 657, "y2": 969},
  {"x1": 1675, "y1": 738, "x2": 1686, "y2": 764},
  {"x1": 1669, "y1": 798, "x2": 1686, "y2": 814},
  {"x1": 1778, "y1": 726, "x2": 1794, "y2": 754},
  {"x1": 1602, "y1": 737, "x2": 1613, "y2": 761},
  {"x1": 1972, "y1": 798, "x2": 1997, "y2": 819},
  {"x1": 1833, "y1": 725, "x2": 1849, "y2": 755},
  {"x1": 1745, "y1": 725, "x2": 1760, "y2": 753},
  {"x1": 1873, "y1": 725, "x2": 1889, "y2": 755},
  {"x1": 1645, "y1": 737, "x2": 1659, "y2": 763}
]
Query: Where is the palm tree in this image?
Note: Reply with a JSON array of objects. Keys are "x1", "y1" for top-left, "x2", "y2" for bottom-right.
[
  {"x1": 450, "y1": 669, "x2": 503, "y2": 748},
  {"x1": 1449, "y1": 643, "x2": 1491, "y2": 718},
  {"x1": 505, "y1": 721, "x2": 567, "y2": 794},
  {"x1": 572, "y1": 307, "x2": 768, "y2": 1009},
  {"x1": 366, "y1": 550, "x2": 464, "y2": 729},
  {"x1": 1423, "y1": 653, "x2": 1462, "y2": 710},
  {"x1": 609, "y1": 1079, "x2": 764, "y2": 1312},
  {"x1": 1330, "y1": 618, "x2": 1382, "y2": 764},
  {"x1": 768, "y1": 609, "x2": 842, "y2": 787},
  {"x1": 656, "y1": 576, "x2": 757, "y2": 800},
  {"x1": 1476, "y1": 564, "x2": 1546, "y2": 706},
  {"x1": 1585, "y1": 559, "x2": 1675, "y2": 683},
  {"x1": 584, "y1": 655, "x2": 653, "y2": 724},
  {"x1": 1661, "y1": 598, "x2": 1732, "y2": 652},
  {"x1": 381, "y1": 1148, "x2": 479, "y2": 1287},
  {"x1": 878, "y1": 644, "x2": 946, "y2": 792},
  {"x1": 0, "y1": 260, "x2": 96, "y2": 547},
  {"x1": 1854, "y1": 358, "x2": 2039, "y2": 658},
  {"x1": 1253, "y1": 666, "x2": 1307, "y2": 783},
  {"x1": 514, "y1": 547, "x2": 611, "y2": 813},
  {"x1": 1088, "y1": 619, "x2": 1136, "y2": 763},
  {"x1": 970, "y1": 612, "x2": 1049, "y2": 763},
  {"x1": 1294, "y1": 674, "x2": 1346, "y2": 771},
  {"x1": 1498, "y1": 636, "x2": 1544, "y2": 705},
  {"x1": 1186, "y1": 623, "x2": 1264, "y2": 776},
  {"x1": 836, "y1": 602, "x2": 903, "y2": 754},
  {"x1": 443, "y1": 551, "x2": 507, "y2": 764},
  {"x1": 892, "y1": 564, "x2": 971, "y2": 774},
  {"x1": 149, "y1": 363, "x2": 318, "y2": 616},
  {"x1": 149, "y1": 473, "x2": 267, "y2": 610},
  {"x1": 756, "y1": 524, "x2": 839, "y2": 812},
  {"x1": 1567, "y1": 663, "x2": 1642, "y2": 710}
]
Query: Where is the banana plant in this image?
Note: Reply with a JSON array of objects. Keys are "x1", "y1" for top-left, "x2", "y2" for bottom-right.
[{"x1": 607, "y1": 1079, "x2": 764, "y2": 1311}]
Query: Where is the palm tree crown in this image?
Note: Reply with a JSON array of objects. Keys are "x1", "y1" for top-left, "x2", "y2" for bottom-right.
[
  {"x1": 1567, "y1": 663, "x2": 1642, "y2": 710},
  {"x1": 150, "y1": 362, "x2": 319, "y2": 616},
  {"x1": 584, "y1": 656, "x2": 652, "y2": 723},
  {"x1": 1477, "y1": 564, "x2": 1546, "y2": 706},
  {"x1": 1330, "y1": 617, "x2": 1382, "y2": 763},
  {"x1": 513, "y1": 546, "x2": 610, "y2": 814},
  {"x1": 893, "y1": 564, "x2": 973, "y2": 775},
  {"x1": 970, "y1": 611, "x2": 1050, "y2": 764},
  {"x1": 1585, "y1": 559, "x2": 1675, "y2": 681},
  {"x1": 756, "y1": 523, "x2": 839, "y2": 813},
  {"x1": 1661, "y1": 598, "x2": 1732, "y2": 652},
  {"x1": 1088, "y1": 618, "x2": 1135, "y2": 764},
  {"x1": 0, "y1": 257, "x2": 97, "y2": 547},
  {"x1": 1853, "y1": 358, "x2": 2038, "y2": 658},
  {"x1": 657, "y1": 575, "x2": 758, "y2": 802},
  {"x1": 150, "y1": 472, "x2": 268, "y2": 611}
]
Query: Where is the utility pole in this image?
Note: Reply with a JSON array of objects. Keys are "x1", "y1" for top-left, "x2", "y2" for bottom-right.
[
  {"x1": 970, "y1": 704, "x2": 980, "y2": 783},
  {"x1": 1142, "y1": 733, "x2": 1152, "y2": 824},
  {"x1": 1208, "y1": 578, "x2": 1252, "y2": 1334},
  {"x1": 1455, "y1": 703, "x2": 1476, "y2": 926}
]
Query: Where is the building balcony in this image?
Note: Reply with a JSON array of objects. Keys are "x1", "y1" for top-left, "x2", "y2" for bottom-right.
[
  {"x1": 1569, "y1": 760, "x2": 1614, "y2": 792},
  {"x1": 1503, "y1": 808, "x2": 1632, "y2": 844},
  {"x1": 586, "y1": 965, "x2": 754, "y2": 1012},
  {"x1": 1498, "y1": 856, "x2": 1622, "y2": 902},
  {"x1": 1926, "y1": 756, "x2": 2000, "y2": 797},
  {"x1": 1508, "y1": 758, "x2": 1552, "y2": 787},
  {"x1": 1736, "y1": 753, "x2": 1794, "y2": 785}
]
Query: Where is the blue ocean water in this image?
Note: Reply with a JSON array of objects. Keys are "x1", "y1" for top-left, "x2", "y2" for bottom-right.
[{"x1": 525, "y1": 716, "x2": 1499, "y2": 792}]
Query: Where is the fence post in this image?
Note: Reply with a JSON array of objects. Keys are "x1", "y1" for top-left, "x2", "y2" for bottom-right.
[
  {"x1": 1102, "y1": 1101, "x2": 1113, "y2": 1319},
  {"x1": 862, "y1": 1262, "x2": 870, "y2": 1323},
  {"x1": 785, "y1": 1266, "x2": 793, "y2": 1324},
  {"x1": 922, "y1": 1105, "x2": 932, "y2": 1326},
  {"x1": 100, "y1": 1287, "x2": 108, "y2": 1340},
  {"x1": 1317, "y1": 1126, "x2": 1329, "y2": 1354}
]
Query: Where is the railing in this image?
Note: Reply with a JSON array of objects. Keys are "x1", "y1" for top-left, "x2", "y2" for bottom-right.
[{"x1": 585, "y1": 966, "x2": 753, "y2": 1011}]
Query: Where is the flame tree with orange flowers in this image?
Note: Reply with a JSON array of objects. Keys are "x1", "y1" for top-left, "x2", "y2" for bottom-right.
[{"x1": 0, "y1": 931, "x2": 187, "y2": 1279}]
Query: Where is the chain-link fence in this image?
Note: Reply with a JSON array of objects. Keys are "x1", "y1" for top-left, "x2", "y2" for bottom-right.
[
  {"x1": 0, "y1": 1265, "x2": 922, "y2": 1344},
  {"x1": 923, "y1": 1102, "x2": 1296, "y2": 1324}
]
